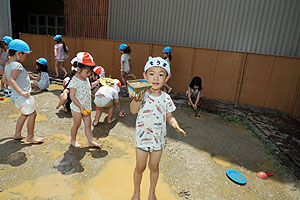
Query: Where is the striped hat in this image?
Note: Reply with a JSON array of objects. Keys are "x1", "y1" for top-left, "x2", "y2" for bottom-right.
[
  {"x1": 93, "y1": 66, "x2": 105, "y2": 78},
  {"x1": 71, "y1": 52, "x2": 95, "y2": 66}
]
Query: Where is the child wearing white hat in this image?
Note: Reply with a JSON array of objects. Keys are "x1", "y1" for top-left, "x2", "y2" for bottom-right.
[
  {"x1": 130, "y1": 57, "x2": 186, "y2": 200},
  {"x1": 93, "y1": 78, "x2": 124, "y2": 126},
  {"x1": 68, "y1": 52, "x2": 102, "y2": 148}
]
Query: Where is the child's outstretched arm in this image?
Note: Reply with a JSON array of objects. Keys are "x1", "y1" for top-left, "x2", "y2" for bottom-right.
[
  {"x1": 130, "y1": 95, "x2": 143, "y2": 114},
  {"x1": 166, "y1": 112, "x2": 186, "y2": 136}
]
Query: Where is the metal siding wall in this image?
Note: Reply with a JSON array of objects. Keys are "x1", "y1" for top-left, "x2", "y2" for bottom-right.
[
  {"x1": 65, "y1": 0, "x2": 109, "y2": 39},
  {"x1": 0, "y1": 0, "x2": 12, "y2": 38},
  {"x1": 108, "y1": 0, "x2": 300, "y2": 57}
]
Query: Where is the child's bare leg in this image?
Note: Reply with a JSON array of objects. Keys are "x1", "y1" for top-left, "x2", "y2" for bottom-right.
[
  {"x1": 55, "y1": 60, "x2": 59, "y2": 77},
  {"x1": 121, "y1": 71, "x2": 127, "y2": 86},
  {"x1": 93, "y1": 107, "x2": 104, "y2": 126},
  {"x1": 82, "y1": 114, "x2": 101, "y2": 148},
  {"x1": 164, "y1": 83, "x2": 172, "y2": 94},
  {"x1": 107, "y1": 103, "x2": 116, "y2": 123},
  {"x1": 26, "y1": 111, "x2": 44, "y2": 143},
  {"x1": 56, "y1": 89, "x2": 68, "y2": 109},
  {"x1": 148, "y1": 150, "x2": 163, "y2": 199},
  {"x1": 128, "y1": 73, "x2": 136, "y2": 79},
  {"x1": 132, "y1": 148, "x2": 148, "y2": 200},
  {"x1": 60, "y1": 62, "x2": 68, "y2": 77},
  {"x1": 12, "y1": 114, "x2": 28, "y2": 140},
  {"x1": 70, "y1": 110, "x2": 83, "y2": 147},
  {"x1": 31, "y1": 82, "x2": 41, "y2": 93}
]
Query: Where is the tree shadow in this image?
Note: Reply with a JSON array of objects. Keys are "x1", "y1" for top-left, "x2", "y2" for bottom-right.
[
  {"x1": 0, "y1": 138, "x2": 32, "y2": 167},
  {"x1": 92, "y1": 116, "x2": 118, "y2": 139},
  {"x1": 54, "y1": 145, "x2": 108, "y2": 175}
]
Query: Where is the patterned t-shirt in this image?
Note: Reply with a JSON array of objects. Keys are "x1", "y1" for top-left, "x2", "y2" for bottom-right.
[
  {"x1": 135, "y1": 91, "x2": 176, "y2": 150},
  {"x1": 69, "y1": 76, "x2": 91, "y2": 113}
]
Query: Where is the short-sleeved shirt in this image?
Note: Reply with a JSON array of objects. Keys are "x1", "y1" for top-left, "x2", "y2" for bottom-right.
[
  {"x1": 120, "y1": 54, "x2": 130, "y2": 73},
  {"x1": 68, "y1": 76, "x2": 91, "y2": 113},
  {"x1": 5, "y1": 61, "x2": 31, "y2": 102},
  {"x1": 38, "y1": 72, "x2": 50, "y2": 90},
  {"x1": 54, "y1": 43, "x2": 68, "y2": 61},
  {"x1": 0, "y1": 51, "x2": 8, "y2": 69},
  {"x1": 95, "y1": 86, "x2": 119, "y2": 100},
  {"x1": 135, "y1": 91, "x2": 176, "y2": 150}
]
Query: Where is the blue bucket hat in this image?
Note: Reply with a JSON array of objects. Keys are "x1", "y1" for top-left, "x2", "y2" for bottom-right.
[
  {"x1": 162, "y1": 46, "x2": 172, "y2": 53},
  {"x1": 36, "y1": 58, "x2": 47, "y2": 65},
  {"x1": 8, "y1": 39, "x2": 31, "y2": 53},
  {"x1": 54, "y1": 35, "x2": 62, "y2": 41},
  {"x1": 2, "y1": 36, "x2": 13, "y2": 45},
  {"x1": 119, "y1": 43, "x2": 128, "y2": 50}
]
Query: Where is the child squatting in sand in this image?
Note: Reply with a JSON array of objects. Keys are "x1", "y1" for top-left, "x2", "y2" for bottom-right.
[{"x1": 130, "y1": 57, "x2": 186, "y2": 200}]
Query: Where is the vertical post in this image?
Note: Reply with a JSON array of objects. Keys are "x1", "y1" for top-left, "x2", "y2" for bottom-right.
[
  {"x1": 235, "y1": 52, "x2": 248, "y2": 103},
  {"x1": 190, "y1": 48, "x2": 196, "y2": 79}
]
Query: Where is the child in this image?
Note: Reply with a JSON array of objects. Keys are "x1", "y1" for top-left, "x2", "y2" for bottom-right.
[
  {"x1": 0, "y1": 36, "x2": 13, "y2": 91},
  {"x1": 68, "y1": 52, "x2": 101, "y2": 148},
  {"x1": 56, "y1": 69, "x2": 76, "y2": 112},
  {"x1": 186, "y1": 76, "x2": 203, "y2": 110},
  {"x1": 162, "y1": 46, "x2": 173, "y2": 94},
  {"x1": 90, "y1": 66, "x2": 105, "y2": 97},
  {"x1": 119, "y1": 43, "x2": 136, "y2": 87},
  {"x1": 130, "y1": 57, "x2": 186, "y2": 200},
  {"x1": 53, "y1": 35, "x2": 69, "y2": 78},
  {"x1": 5, "y1": 39, "x2": 44, "y2": 143},
  {"x1": 29, "y1": 58, "x2": 50, "y2": 93},
  {"x1": 93, "y1": 79, "x2": 124, "y2": 126}
]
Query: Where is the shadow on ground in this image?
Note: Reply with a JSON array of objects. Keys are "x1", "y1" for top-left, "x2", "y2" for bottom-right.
[{"x1": 54, "y1": 145, "x2": 108, "y2": 175}]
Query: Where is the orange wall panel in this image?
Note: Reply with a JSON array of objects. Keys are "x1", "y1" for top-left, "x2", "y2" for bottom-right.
[
  {"x1": 211, "y1": 51, "x2": 244, "y2": 102},
  {"x1": 264, "y1": 57, "x2": 300, "y2": 113},
  {"x1": 192, "y1": 49, "x2": 218, "y2": 98},
  {"x1": 239, "y1": 54, "x2": 275, "y2": 107}
]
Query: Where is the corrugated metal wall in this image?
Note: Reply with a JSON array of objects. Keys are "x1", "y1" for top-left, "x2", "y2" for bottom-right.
[
  {"x1": 0, "y1": 0, "x2": 12, "y2": 38},
  {"x1": 108, "y1": 0, "x2": 300, "y2": 57},
  {"x1": 64, "y1": 0, "x2": 109, "y2": 39},
  {"x1": 20, "y1": 33, "x2": 300, "y2": 120}
]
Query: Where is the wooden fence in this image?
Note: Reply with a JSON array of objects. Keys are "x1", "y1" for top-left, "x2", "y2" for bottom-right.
[{"x1": 19, "y1": 33, "x2": 300, "y2": 120}]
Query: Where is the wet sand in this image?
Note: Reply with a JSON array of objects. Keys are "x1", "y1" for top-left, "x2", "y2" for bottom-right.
[{"x1": 0, "y1": 84, "x2": 299, "y2": 199}]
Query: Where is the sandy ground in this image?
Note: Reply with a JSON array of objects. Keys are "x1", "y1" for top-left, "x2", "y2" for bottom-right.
[{"x1": 0, "y1": 84, "x2": 299, "y2": 200}]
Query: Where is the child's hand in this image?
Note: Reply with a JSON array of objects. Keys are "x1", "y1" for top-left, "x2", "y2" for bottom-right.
[
  {"x1": 20, "y1": 91, "x2": 30, "y2": 97},
  {"x1": 192, "y1": 104, "x2": 197, "y2": 110},
  {"x1": 174, "y1": 125, "x2": 186, "y2": 136},
  {"x1": 131, "y1": 94, "x2": 144, "y2": 102}
]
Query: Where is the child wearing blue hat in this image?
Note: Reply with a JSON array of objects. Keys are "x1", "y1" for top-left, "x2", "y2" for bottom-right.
[
  {"x1": 130, "y1": 57, "x2": 186, "y2": 200},
  {"x1": 29, "y1": 58, "x2": 50, "y2": 93},
  {"x1": 119, "y1": 43, "x2": 136, "y2": 87},
  {"x1": 54, "y1": 35, "x2": 69, "y2": 78},
  {"x1": 162, "y1": 46, "x2": 173, "y2": 93},
  {"x1": 0, "y1": 36, "x2": 13, "y2": 91},
  {"x1": 5, "y1": 39, "x2": 44, "y2": 143}
]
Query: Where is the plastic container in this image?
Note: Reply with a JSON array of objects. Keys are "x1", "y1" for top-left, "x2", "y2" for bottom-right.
[
  {"x1": 15, "y1": 96, "x2": 35, "y2": 115},
  {"x1": 127, "y1": 79, "x2": 152, "y2": 98}
]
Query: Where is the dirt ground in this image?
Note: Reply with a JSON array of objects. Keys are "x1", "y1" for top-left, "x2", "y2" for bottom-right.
[{"x1": 0, "y1": 84, "x2": 299, "y2": 200}]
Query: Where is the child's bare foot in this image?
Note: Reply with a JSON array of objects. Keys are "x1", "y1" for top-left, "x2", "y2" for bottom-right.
[
  {"x1": 148, "y1": 192, "x2": 157, "y2": 200},
  {"x1": 26, "y1": 136, "x2": 44, "y2": 144},
  {"x1": 70, "y1": 140, "x2": 82, "y2": 148},
  {"x1": 131, "y1": 192, "x2": 140, "y2": 200},
  {"x1": 88, "y1": 141, "x2": 102, "y2": 148},
  {"x1": 108, "y1": 117, "x2": 117, "y2": 124},
  {"x1": 12, "y1": 135, "x2": 26, "y2": 140},
  {"x1": 92, "y1": 120, "x2": 99, "y2": 127}
]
